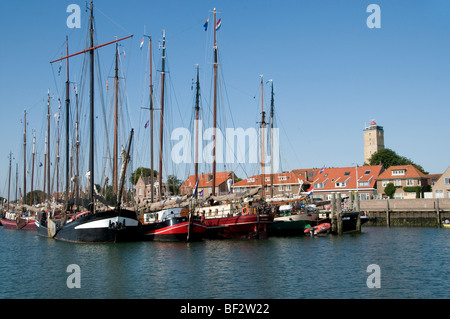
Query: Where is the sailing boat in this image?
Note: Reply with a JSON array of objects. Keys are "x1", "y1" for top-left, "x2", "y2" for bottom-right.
[
  {"x1": 1, "y1": 112, "x2": 37, "y2": 231},
  {"x1": 195, "y1": 9, "x2": 273, "y2": 239},
  {"x1": 35, "y1": 1, "x2": 139, "y2": 243},
  {"x1": 138, "y1": 33, "x2": 207, "y2": 241}
]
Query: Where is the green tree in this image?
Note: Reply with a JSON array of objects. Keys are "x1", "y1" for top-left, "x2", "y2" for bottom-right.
[
  {"x1": 167, "y1": 175, "x2": 182, "y2": 195},
  {"x1": 367, "y1": 148, "x2": 428, "y2": 174},
  {"x1": 384, "y1": 183, "x2": 396, "y2": 199},
  {"x1": 129, "y1": 167, "x2": 158, "y2": 185},
  {"x1": 26, "y1": 190, "x2": 45, "y2": 205}
]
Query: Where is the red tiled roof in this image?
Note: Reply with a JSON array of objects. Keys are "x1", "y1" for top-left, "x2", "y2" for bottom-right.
[
  {"x1": 180, "y1": 171, "x2": 235, "y2": 189},
  {"x1": 311, "y1": 165, "x2": 383, "y2": 191},
  {"x1": 377, "y1": 165, "x2": 427, "y2": 180},
  {"x1": 231, "y1": 172, "x2": 306, "y2": 187}
]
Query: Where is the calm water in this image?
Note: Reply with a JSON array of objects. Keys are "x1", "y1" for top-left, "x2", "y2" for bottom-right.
[{"x1": 0, "y1": 226, "x2": 448, "y2": 299}]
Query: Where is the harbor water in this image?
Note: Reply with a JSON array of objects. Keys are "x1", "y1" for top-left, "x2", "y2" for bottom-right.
[{"x1": 0, "y1": 226, "x2": 448, "y2": 299}]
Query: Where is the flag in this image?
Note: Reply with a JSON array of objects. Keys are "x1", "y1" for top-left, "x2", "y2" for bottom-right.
[
  {"x1": 106, "y1": 80, "x2": 109, "y2": 91},
  {"x1": 123, "y1": 49, "x2": 126, "y2": 58},
  {"x1": 199, "y1": 190, "x2": 203, "y2": 198},
  {"x1": 203, "y1": 18, "x2": 209, "y2": 31},
  {"x1": 144, "y1": 120, "x2": 149, "y2": 128},
  {"x1": 215, "y1": 18, "x2": 221, "y2": 31},
  {"x1": 140, "y1": 37, "x2": 144, "y2": 49},
  {"x1": 191, "y1": 178, "x2": 199, "y2": 198},
  {"x1": 319, "y1": 166, "x2": 326, "y2": 174},
  {"x1": 39, "y1": 162, "x2": 43, "y2": 167}
]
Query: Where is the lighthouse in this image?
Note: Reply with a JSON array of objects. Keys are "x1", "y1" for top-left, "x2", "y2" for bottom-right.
[{"x1": 363, "y1": 120, "x2": 384, "y2": 164}]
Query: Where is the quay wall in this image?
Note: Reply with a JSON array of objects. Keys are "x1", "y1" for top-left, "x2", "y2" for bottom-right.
[{"x1": 359, "y1": 199, "x2": 450, "y2": 227}]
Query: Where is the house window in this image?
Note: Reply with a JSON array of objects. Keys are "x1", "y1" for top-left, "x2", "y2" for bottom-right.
[
  {"x1": 265, "y1": 177, "x2": 271, "y2": 182},
  {"x1": 336, "y1": 182, "x2": 346, "y2": 187},
  {"x1": 279, "y1": 185, "x2": 284, "y2": 191},
  {"x1": 314, "y1": 183, "x2": 323, "y2": 189},
  {"x1": 364, "y1": 170, "x2": 371, "y2": 175},
  {"x1": 285, "y1": 185, "x2": 291, "y2": 191},
  {"x1": 392, "y1": 169, "x2": 405, "y2": 176},
  {"x1": 279, "y1": 176, "x2": 287, "y2": 181},
  {"x1": 382, "y1": 180, "x2": 389, "y2": 187},
  {"x1": 394, "y1": 179, "x2": 402, "y2": 186},
  {"x1": 394, "y1": 193, "x2": 404, "y2": 199},
  {"x1": 248, "y1": 178, "x2": 256, "y2": 183},
  {"x1": 358, "y1": 181, "x2": 370, "y2": 187},
  {"x1": 436, "y1": 190, "x2": 444, "y2": 198},
  {"x1": 359, "y1": 193, "x2": 370, "y2": 200},
  {"x1": 406, "y1": 179, "x2": 414, "y2": 186},
  {"x1": 139, "y1": 188, "x2": 143, "y2": 196},
  {"x1": 445, "y1": 178, "x2": 450, "y2": 185},
  {"x1": 344, "y1": 172, "x2": 350, "y2": 176}
]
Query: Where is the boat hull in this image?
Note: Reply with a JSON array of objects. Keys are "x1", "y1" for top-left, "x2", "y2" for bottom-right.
[
  {"x1": 140, "y1": 216, "x2": 207, "y2": 242},
  {"x1": 36, "y1": 209, "x2": 139, "y2": 243},
  {"x1": 203, "y1": 214, "x2": 273, "y2": 239},
  {"x1": 1, "y1": 217, "x2": 37, "y2": 231},
  {"x1": 268, "y1": 214, "x2": 311, "y2": 236}
]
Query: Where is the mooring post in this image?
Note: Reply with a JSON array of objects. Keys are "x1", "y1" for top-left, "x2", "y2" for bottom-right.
[
  {"x1": 386, "y1": 198, "x2": 390, "y2": 227},
  {"x1": 436, "y1": 199, "x2": 441, "y2": 227},
  {"x1": 337, "y1": 212, "x2": 343, "y2": 235},
  {"x1": 356, "y1": 212, "x2": 361, "y2": 233},
  {"x1": 355, "y1": 191, "x2": 360, "y2": 212},
  {"x1": 331, "y1": 193, "x2": 336, "y2": 233}
]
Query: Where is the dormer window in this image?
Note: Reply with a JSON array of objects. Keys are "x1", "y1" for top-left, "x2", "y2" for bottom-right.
[
  {"x1": 392, "y1": 169, "x2": 405, "y2": 176},
  {"x1": 278, "y1": 176, "x2": 287, "y2": 181},
  {"x1": 248, "y1": 178, "x2": 256, "y2": 183}
]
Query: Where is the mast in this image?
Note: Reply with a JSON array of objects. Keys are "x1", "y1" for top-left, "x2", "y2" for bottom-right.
[
  {"x1": 65, "y1": 36, "x2": 70, "y2": 206},
  {"x1": 31, "y1": 130, "x2": 35, "y2": 205},
  {"x1": 47, "y1": 89, "x2": 51, "y2": 204},
  {"x1": 158, "y1": 30, "x2": 166, "y2": 201},
  {"x1": 88, "y1": 0, "x2": 95, "y2": 210},
  {"x1": 260, "y1": 75, "x2": 266, "y2": 200},
  {"x1": 113, "y1": 42, "x2": 119, "y2": 195},
  {"x1": 270, "y1": 81, "x2": 274, "y2": 199},
  {"x1": 212, "y1": 8, "x2": 218, "y2": 196},
  {"x1": 194, "y1": 65, "x2": 200, "y2": 199},
  {"x1": 7, "y1": 152, "x2": 12, "y2": 210},
  {"x1": 56, "y1": 112, "x2": 60, "y2": 201},
  {"x1": 23, "y1": 109, "x2": 27, "y2": 205},
  {"x1": 75, "y1": 86, "x2": 80, "y2": 204},
  {"x1": 148, "y1": 35, "x2": 154, "y2": 203}
]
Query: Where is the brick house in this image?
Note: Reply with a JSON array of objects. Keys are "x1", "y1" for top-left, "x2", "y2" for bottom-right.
[
  {"x1": 376, "y1": 165, "x2": 429, "y2": 199},
  {"x1": 231, "y1": 172, "x2": 309, "y2": 199},
  {"x1": 135, "y1": 176, "x2": 166, "y2": 204},
  {"x1": 432, "y1": 166, "x2": 450, "y2": 198},
  {"x1": 179, "y1": 171, "x2": 238, "y2": 197},
  {"x1": 309, "y1": 165, "x2": 383, "y2": 200}
]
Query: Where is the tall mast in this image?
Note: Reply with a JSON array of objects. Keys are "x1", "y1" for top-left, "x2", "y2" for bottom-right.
[
  {"x1": 113, "y1": 42, "x2": 119, "y2": 195},
  {"x1": 56, "y1": 112, "x2": 60, "y2": 201},
  {"x1": 212, "y1": 8, "x2": 218, "y2": 196},
  {"x1": 31, "y1": 130, "x2": 35, "y2": 205},
  {"x1": 47, "y1": 89, "x2": 51, "y2": 204},
  {"x1": 158, "y1": 30, "x2": 166, "y2": 201},
  {"x1": 260, "y1": 75, "x2": 265, "y2": 200},
  {"x1": 270, "y1": 81, "x2": 274, "y2": 199},
  {"x1": 88, "y1": 0, "x2": 95, "y2": 210},
  {"x1": 7, "y1": 152, "x2": 12, "y2": 210},
  {"x1": 75, "y1": 85, "x2": 80, "y2": 203},
  {"x1": 23, "y1": 109, "x2": 27, "y2": 205},
  {"x1": 65, "y1": 36, "x2": 70, "y2": 206},
  {"x1": 148, "y1": 35, "x2": 154, "y2": 203},
  {"x1": 194, "y1": 65, "x2": 200, "y2": 198}
]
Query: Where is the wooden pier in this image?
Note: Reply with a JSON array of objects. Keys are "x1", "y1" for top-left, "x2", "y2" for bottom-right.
[{"x1": 360, "y1": 198, "x2": 450, "y2": 227}]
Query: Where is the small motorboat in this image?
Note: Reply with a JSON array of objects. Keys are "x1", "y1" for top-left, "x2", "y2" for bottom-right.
[
  {"x1": 304, "y1": 222, "x2": 331, "y2": 236},
  {"x1": 443, "y1": 220, "x2": 450, "y2": 228}
]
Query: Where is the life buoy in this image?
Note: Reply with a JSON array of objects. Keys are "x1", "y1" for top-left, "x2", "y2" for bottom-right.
[{"x1": 242, "y1": 207, "x2": 249, "y2": 215}]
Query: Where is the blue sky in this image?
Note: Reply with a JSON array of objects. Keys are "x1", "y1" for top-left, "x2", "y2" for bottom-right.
[{"x1": 1, "y1": 0, "x2": 449, "y2": 199}]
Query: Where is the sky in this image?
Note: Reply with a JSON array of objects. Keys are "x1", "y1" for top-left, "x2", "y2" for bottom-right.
[{"x1": 1, "y1": 0, "x2": 450, "y2": 199}]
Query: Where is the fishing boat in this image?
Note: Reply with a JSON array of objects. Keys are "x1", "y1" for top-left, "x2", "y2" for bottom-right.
[
  {"x1": 36, "y1": 1, "x2": 139, "y2": 243},
  {"x1": 191, "y1": 9, "x2": 273, "y2": 239},
  {"x1": 136, "y1": 35, "x2": 208, "y2": 242},
  {"x1": 0, "y1": 119, "x2": 37, "y2": 231}
]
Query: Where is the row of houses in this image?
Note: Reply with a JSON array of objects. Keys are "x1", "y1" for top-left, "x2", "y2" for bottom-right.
[{"x1": 135, "y1": 164, "x2": 450, "y2": 203}]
